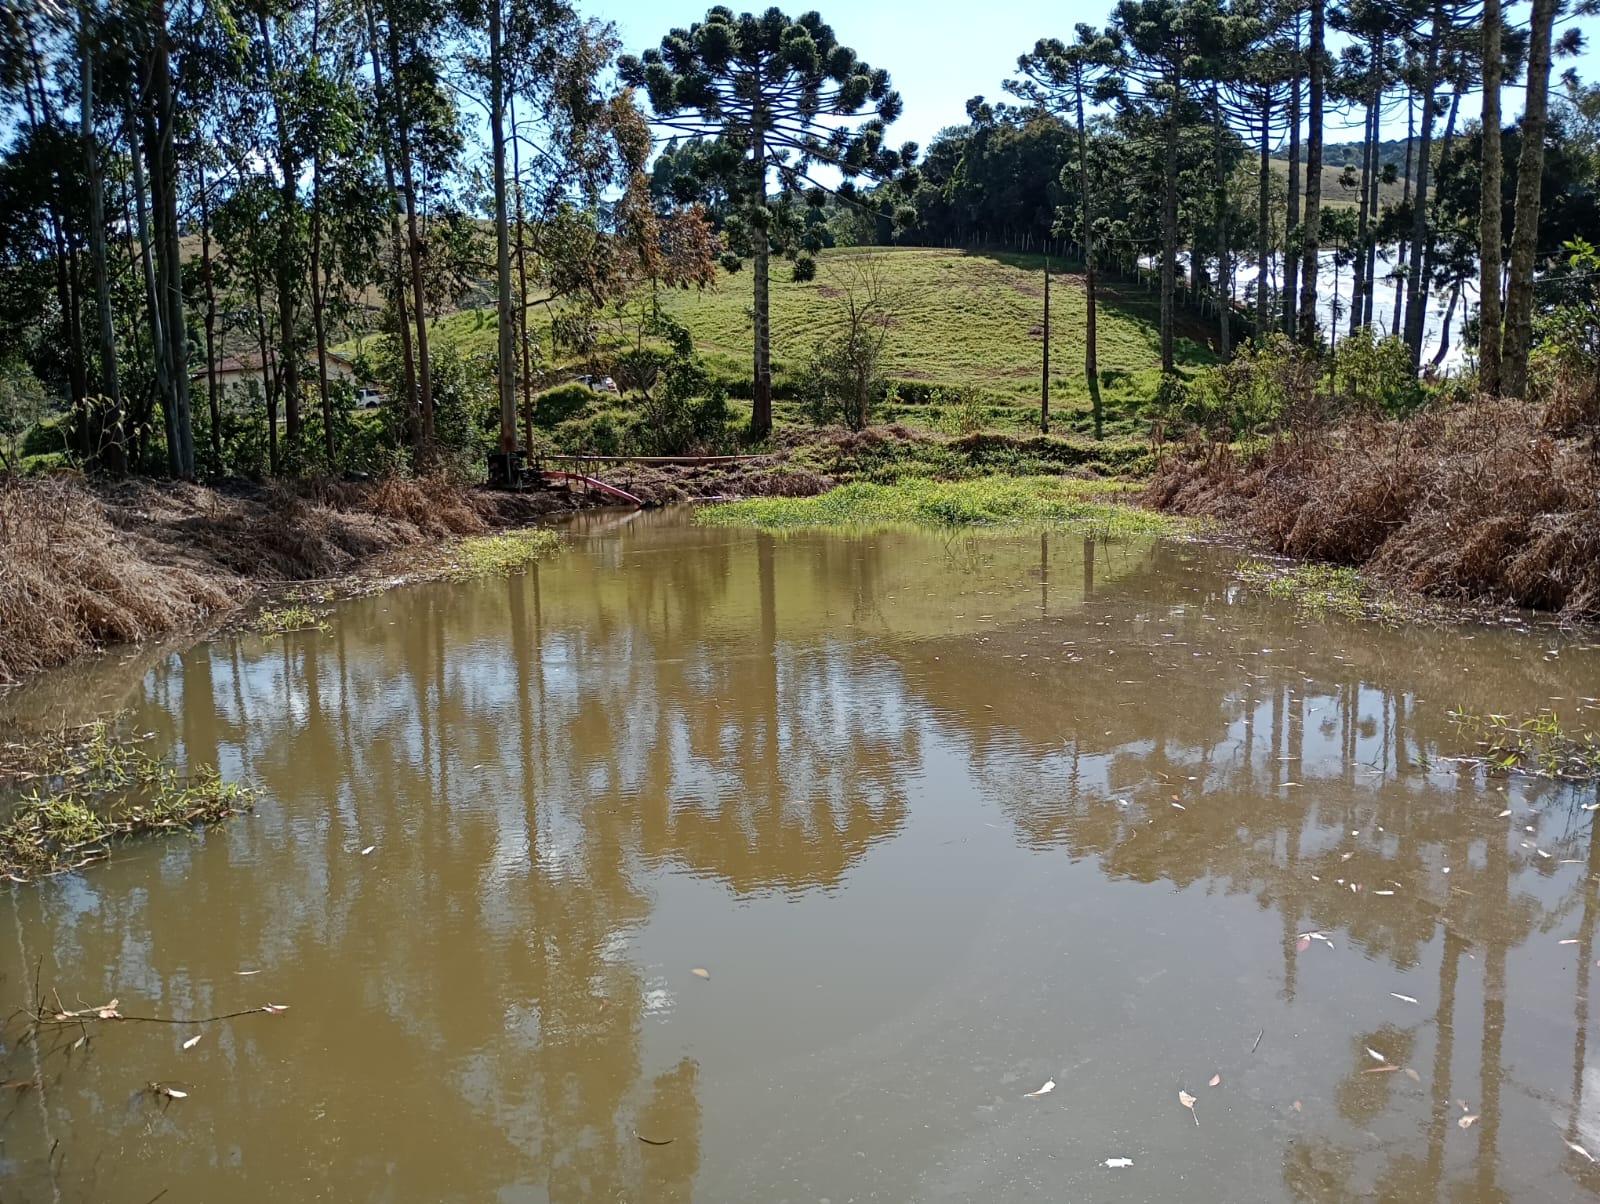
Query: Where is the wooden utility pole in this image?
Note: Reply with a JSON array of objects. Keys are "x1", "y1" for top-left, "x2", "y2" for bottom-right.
[{"x1": 1042, "y1": 258, "x2": 1051, "y2": 434}]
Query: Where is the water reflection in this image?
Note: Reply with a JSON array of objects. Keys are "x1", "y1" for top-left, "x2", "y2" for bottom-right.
[{"x1": 3, "y1": 510, "x2": 1600, "y2": 1202}]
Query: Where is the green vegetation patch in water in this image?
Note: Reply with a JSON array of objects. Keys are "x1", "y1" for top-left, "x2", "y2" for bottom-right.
[
  {"x1": 698, "y1": 477, "x2": 1186, "y2": 537},
  {"x1": 1, "y1": 723, "x2": 253, "y2": 881},
  {"x1": 254, "y1": 602, "x2": 329, "y2": 634},
  {"x1": 442, "y1": 528, "x2": 562, "y2": 579},
  {"x1": 1236, "y1": 558, "x2": 1405, "y2": 623},
  {"x1": 1448, "y1": 708, "x2": 1600, "y2": 780}
]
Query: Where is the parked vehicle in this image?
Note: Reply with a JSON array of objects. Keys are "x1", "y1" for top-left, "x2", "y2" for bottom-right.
[{"x1": 575, "y1": 374, "x2": 618, "y2": 394}]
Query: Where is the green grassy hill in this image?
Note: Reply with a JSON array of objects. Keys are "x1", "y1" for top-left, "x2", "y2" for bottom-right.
[{"x1": 357, "y1": 247, "x2": 1216, "y2": 439}]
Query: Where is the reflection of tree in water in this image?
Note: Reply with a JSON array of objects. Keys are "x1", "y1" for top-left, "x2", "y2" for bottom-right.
[{"x1": 900, "y1": 538, "x2": 1596, "y2": 1204}]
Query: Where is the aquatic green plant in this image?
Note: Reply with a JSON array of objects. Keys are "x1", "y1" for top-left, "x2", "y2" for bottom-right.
[
  {"x1": 1, "y1": 723, "x2": 253, "y2": 881},
  {"x1": 254, "y1": 603, "x2": 328, "y2": 633},
  {"x1": 444, "y1": 528, "x2": 562, "y2": 578},
  {"x1": 1447, "y1": 709, "x2": 1600, "y2": 780},
  {"x1": 697, "y1": 477, "x2": 1186, "y2": 537},
  {"x1": 1235, "y1": 558, "x2": 1403, "y2": 622}
]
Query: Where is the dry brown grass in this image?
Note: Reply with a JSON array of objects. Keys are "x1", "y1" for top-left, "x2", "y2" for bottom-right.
[
  {"x1": 0, "y1": 475, "x2": 575, "y2": 685},
  {"x1": 1146, "y1": 399, "x2": 1600, "y2": 619}
]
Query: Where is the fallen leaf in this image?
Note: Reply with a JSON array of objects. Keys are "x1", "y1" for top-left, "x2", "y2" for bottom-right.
[
  {"x1": 1341, "y1": 852, "x2": 1354, "y2": 862},
  {"x1": 1104, "y1": 1158, "x2": 1134, "y2": 1169},
  {"x1": 236, "y1": 970, "x2": 260, "y2": 976},
  {"x1": 1390, "y1": 993, "x2": 1419, "y2": 1004},
  {"x1": 1171, "y1": 802, "x2": 1186, "y2": 811},
  {"x1": 1024, "y1": 1079, "x2": 1056, "y2": 1098},
  {"x1": 1363, "y1": 1065, "x2": 1399, "y2": 1074},
  {"x1": 1567, "y1": 1140, "x2": 1596, "y2": 1162},
  {"x1": 691, "y1": 968, "x2": 711, "y2": 980},
  {"x1": 1179, "y1": 1090, "x2": 1199, "y2": 1124},
  {"x1": 1498, "y1": 809, "x2": 1512, "y2": 817},
  {"x1": 260, "y1": 1003, "x2": 290, "y2": 1014},
  {"x1": 361, "y1": 846, "x2": 375, "y2": 856},
  {"x1": 1374, "y1": 890, "x2": 1396, "y2": 896},
  {"x1": 1560, "y1": 939, "x2": 1579, "y2": 945},
  {"x1": 182, "y1": 1034, "x2": 202, "y2": 1050},
  {"x1": 1367, "y1": 1047, "x2": 1387, "y2": 1063},
  {"x1": 1209, "y1": 1074, "x2": 1221, "y2": 1087},
  {"x1": 1459, "y1": 1114, "x2": 1478, "y2": 1129},
  {"x1": 156, "y1": 1085, "x2": 187, "y2": 1099},
  {"x1": 1403, "y1": 1068, "x2": 1421, "y2": 1082},
  {"x1": 1297, "y1": 935, "x2": 1312, "y2": 952}
]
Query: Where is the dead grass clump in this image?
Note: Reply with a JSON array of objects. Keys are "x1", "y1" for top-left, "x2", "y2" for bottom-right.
[
  {"x1": 1146, "y1": 398, "x2": 1600, "y2": 619},
  {"x1": 0, "y1": 479, "x2": 239, "y2": 685}
]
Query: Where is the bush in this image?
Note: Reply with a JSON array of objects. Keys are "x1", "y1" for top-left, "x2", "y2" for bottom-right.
[
  {"x1": 1336, "y1": 326, "x2": 1424, "y2": 417},
  {"x1": 531, "y1": 383, "x2": 597, "y2": 429}
]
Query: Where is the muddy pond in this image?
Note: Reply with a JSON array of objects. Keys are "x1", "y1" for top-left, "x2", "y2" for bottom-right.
[{"x1": 4, "y1": 507, "x2": 1600, "y2": 1202}]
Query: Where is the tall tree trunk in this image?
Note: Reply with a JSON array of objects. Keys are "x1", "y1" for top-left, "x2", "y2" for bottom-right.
[
  {"x1": 1502, "y1": 0, "x2": 1556, "y2": 397},
  {"x1": 1393, "y1": 95, "x2": 1413, "y2": 336},
  {"x1": 1403, "y1": 3, "x2": 1442, "y2": 362},
  {"x1": 751, "y1": 123, "x2": 774, "y2": 438},
  {"x1": 128, "y1": 101, "x2": 176, "y2": 475},
  {"x1": 1479, "y1": 0, "x2": 1504, "y2": 395},
  {"x1": 1212, "y1": 85, "x2": 1231, "y2": 358},
  {"x1": 1351, "y1": 77, "x2": 1376, "y2": 334},
  {"x1": 309, "y1": 0, "x2": 334, "y2": 465},
  {"x1": 490, "y1": 0, "x2": 516, "y2": 460},
  {"x1": 1078, "y1": 77, "x2": 1102, "y2": 437},
  {"x1": 363, "y1": 0, "x2": 419, "y2": 442},
  {"x1": 1430, "y1": 278, "x2": 1460, "y2": 367},
  {"x1": 152, "y1": 4, "x2": 193, "y2": 479},
  {"x1": 1257, "y1": 93, "x2": 1271, "y2": 342},
  {"x1": 253, "y1": 275, "x2": 279, "y2": 475},
  {"x1": 1284, "y1": 49, "x2": 1302, "y2": 336},
  {"x1": 1160, "y1": 76, "x2": 1180, "y2": 374},
  {"x1": 260, "y1": 16, "x2": 302, "y2": 449},
  {"x1": 200, "y1": 160, "x2": 221, "y2": 470},
  {"x1": 81, "y1": 11, "x2": 125, "y2": 472},
  {"x1": 1297, "y1": 0, "x2": 1324, "y2": 347},
  {"x1": 385, "y1": 12, "x2": 435, "y2": 451},
  {"x1": 1362, "y1": 38, "x2": 1381, "y2": 335},
  {"x1": 1419, "y1": 83, "x2": 1463, "y2": 321},
  {"x1": 511, "y1": 92, "x2": 535, "y2": 453}
]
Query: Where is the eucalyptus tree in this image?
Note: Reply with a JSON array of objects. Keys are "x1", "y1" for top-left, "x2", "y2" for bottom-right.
[
  {"x1": 1008, "y1": 26, "x2": 1121, "y2": 437},
  {"x1": 620, "y1": 7, "x2": 911, "y2": 439}
]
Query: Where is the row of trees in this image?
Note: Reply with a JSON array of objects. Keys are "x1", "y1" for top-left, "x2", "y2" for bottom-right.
[
  {"x1": 2, "y1": 2, "x2": 1594, "y2": 477},
  {"x1": 0, "y1": 0, "x2": 724, "y2": 478}
]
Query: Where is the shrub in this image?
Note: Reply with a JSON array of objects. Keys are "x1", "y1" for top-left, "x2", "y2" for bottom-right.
[{"x1": 1336, "y1": 326, "x2": 1424, "y2": 417}]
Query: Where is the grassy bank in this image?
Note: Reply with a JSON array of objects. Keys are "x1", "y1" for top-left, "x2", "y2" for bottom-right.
[
  {"x1": 0, "y1": 475, "x2": 575, "y2": 685},
  {"x1": 1147, "y1": 399, "x2": 1600, "y2": 620},
  {"x1": 699, "y1": 476, "x2": 1186, "y2": 537}
]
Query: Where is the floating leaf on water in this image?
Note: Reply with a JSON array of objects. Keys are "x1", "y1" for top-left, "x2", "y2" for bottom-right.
[
  {"x1": 182, "y1": 1034, "x2": 202, "y2": 1050},
  {"x1": 1179, "y1": 1090, "x2": 1199, "y2": 1124},
  {"x1": 236, "y1": 970, "x2": 260, "y2": 976},
  {"x1": 692, "y1": 968, "x2": 711, "y2": 980},
  {"x1": 1341, "y1": 852, "x2": 1354, "y2": 862},
  {"x1": 1297, "y1": 935, "x2": 1312, "y2": 952},
  {"x1": 1024, "y1": 1079, "x2": 1056, "y2": 1098},
  {"x1": 1561, "y1": 939, "x2": 1580, "y2": 945},
  {"x1": 1104, "y1": 1158, "x2": 1134, "y2": 1169},
  {"x1": 1209, "y1": 1074, "x2": 1221, "y2": 1087},
  {"x1": 1390, "y1": 993, "x2": 1419, "y2": 1004},
  {"x1": 361, "y1": 846, "x2": 375, "y2": 856},
  {"x1": 1498, "y1": 809, "x2": 1512, "y2": 818},
  {"x1": 1363, "y1": 1065, "x2": 1399, "y2": 1074},
  {"x1": 154, "y1": 1084, "x2": 187, "y2": 1100},
  {"x1": 1292, "y1": 1100, "x2": 1302, "y2": 1112},
  {"x1": 261, "y1": 1003, "x2": 290, "y2": 1014},
  {"x1": 1459, "y1": 1114, "x2": 1479, "y2": 1129},
  {"x1": 1403, "y1": 1067, "x2": 1421, "y2": 1082},
  {"x1": 1374, "y1": 890, "x2": 1396, "y2": 896},
  {"x1": 1568, "y1": 1140, "x2": 1597, "y2": 1162},
  {"x1": 1367, "y1": 1048, "x2": 1387, "y2": 1063}
]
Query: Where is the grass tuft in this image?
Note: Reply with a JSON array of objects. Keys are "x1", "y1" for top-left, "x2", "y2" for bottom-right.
[
  {"x1": 1447, "y1": 709, "x2": 1600, "y2": 780},
  {"x1": 697, "y1": 476, "x2": 1187, "y2": 538},
  {"x1": 1, "y1": 723, "x2": 253, "y2": 881}
]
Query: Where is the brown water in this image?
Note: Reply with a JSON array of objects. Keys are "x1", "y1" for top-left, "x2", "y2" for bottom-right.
[{"x1": 5, "y1": 507, "x2": 1600, "y2": 1203}]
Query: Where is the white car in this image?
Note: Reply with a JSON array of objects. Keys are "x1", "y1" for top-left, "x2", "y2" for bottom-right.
[
  {"x1": 356, "y1": 387, "x2": 383, "y2": 408},
  {"x1": 576, "y1": 374, "x2": 619, "y2": 394}
]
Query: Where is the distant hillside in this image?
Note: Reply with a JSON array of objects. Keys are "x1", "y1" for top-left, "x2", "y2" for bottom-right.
[
  {"x1": 1276, "y1": 137, "x2": 1418, "y2": 179},
  {"x1": 1266, "y1": 158, "x2": 1407, "y2": 212}
]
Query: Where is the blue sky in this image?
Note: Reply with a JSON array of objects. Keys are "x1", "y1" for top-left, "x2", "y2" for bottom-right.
[{"x1": 588, "y1": 0, "x2": 1600, "y2": 153}]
